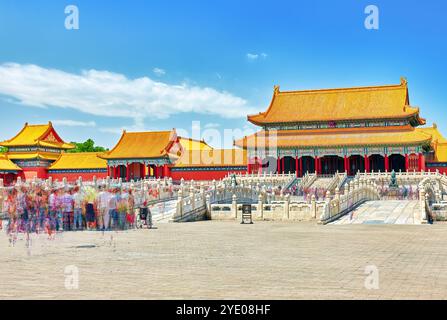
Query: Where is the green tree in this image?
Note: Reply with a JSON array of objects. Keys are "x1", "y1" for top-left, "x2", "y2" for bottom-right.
[{"x1": 68, "y1": 139, "x2": 108, "y2": 153}]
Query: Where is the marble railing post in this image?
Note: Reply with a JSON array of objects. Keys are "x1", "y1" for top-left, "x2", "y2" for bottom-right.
[
  {"x1": 232, "y1": 194, "x2": 237, "y2": 219},
  {"x1": 350, "y1": 181, "x2": 355, "y2": 203},
  {"x1": 335, "y1": 187, "x2": 341, "y2": 213},
  {"x1": 175, "y1": 189, "x2": 183, "y2": 219},
  {"x1": 311, "y1": 195, "x2": 317, "y2": 219},
  {"x1": 258, "y1": 194, "x2": 264, "y2": 220},
  {"x1": 206, "y1": 194, "x2": 211, "y2": 219},
  {"x1": 190, "y1": 191, "x2": 195, "y2": 210},
  {"x1": 283, "y1": 194, "x2": 290, "y2": 220},
  {"x1": 419, "y1": 189, "x2": 426, "y2": 223}
]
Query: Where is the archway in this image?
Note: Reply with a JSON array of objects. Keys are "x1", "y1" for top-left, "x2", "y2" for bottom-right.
[
  {"x1": 369, "y1": 154, "x2": 385, "y2": 172},
  {"x1": 283, "y1": 156, "x2": 296, "y2": 174},
  {"x1": 349, "y1": 155, "x2": 365, "y2": 174},
  {"x1": 321, "y1": 156, "x2": 344, "y2": 175},
  {"x1": 301, "y1": 156, "x2": 315, "y2": 174},
  {"x1": 390, "y1": 154, "x2": 406, "y2": 172}
]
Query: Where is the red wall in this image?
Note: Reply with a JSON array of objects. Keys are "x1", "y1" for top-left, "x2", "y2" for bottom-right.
[
  {"x1": 19, "y1": 167, "x2": 49, "y2": 180},
  {"x1": 170, "y1": 169, "x2": 246, "y2": 181},
  {"x1": 48, "y1": 171, "x2": 107, "y2": 182}
]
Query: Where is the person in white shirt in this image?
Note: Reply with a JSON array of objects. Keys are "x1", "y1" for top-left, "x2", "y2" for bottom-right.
[
  {"x1": 96, "y1": 186, "x2": 110, "y2": 231},
  {"x1": 72, "y1": 187, "x2": 84, "y2": 230}
]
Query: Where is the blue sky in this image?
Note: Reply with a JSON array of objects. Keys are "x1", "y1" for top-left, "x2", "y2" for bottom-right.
[{"x1": 0, "y1": 0, "x2": 446, "y2": 149}]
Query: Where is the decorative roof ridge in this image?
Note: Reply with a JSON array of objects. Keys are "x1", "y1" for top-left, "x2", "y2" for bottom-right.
[
  {"x1": 61, "y1": 151, "x2": 103, "y2": 155},
  {"x1": 275, "y1": 82, "x2": 406, "y2": 96},
  {"x1": 124, "y1": 129, "x2": 172, "y2": 134}
]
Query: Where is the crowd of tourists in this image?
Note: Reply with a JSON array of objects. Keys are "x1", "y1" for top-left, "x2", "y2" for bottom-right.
[{"x1": 0, "y1": 183, "x2": 162, "y2": 240}]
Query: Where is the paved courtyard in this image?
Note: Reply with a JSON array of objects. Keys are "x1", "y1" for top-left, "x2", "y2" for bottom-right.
[{"x1": 1, "y1": 220, "x2": 447, "y2": 299}]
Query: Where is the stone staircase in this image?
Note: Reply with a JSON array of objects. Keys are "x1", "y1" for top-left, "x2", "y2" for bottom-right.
[{"x1": 330, "y1": 200, "x2": 421, "y2": 225}]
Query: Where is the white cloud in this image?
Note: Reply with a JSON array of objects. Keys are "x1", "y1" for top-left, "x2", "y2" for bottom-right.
[
  {"x1": 51, "y1": 119, "x2": 96, "y2": 127},
  {"x1": 153, "y1": 67, "x2": 166, "y2": 76},
  {"x1": 0, "y1": 63, "x2": 255, "y2": 120},
  {"x1": 246, "y1": 52, "x2": 268, "y2": 61},
  {"x1": 246, "y1": 53, "x2": 259, "y2": 60}
]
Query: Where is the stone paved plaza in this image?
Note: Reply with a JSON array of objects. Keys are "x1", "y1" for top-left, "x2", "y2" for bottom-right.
[{"x1": 1, "y1": 220, "x2": 447, "y2": 299}]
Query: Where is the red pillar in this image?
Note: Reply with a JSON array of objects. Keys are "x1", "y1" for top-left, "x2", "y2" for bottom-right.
[
  {"x1": 282, "y1": 158, "x2": 285, "y2": 174},
  {"x1": 140, "y1": 164, "x2": 145, "y2": 179},
  {"x1": 299, "y1": 157, "x2": 303, "y2": 177},
  {"x1": 314, "y1": 157, "x2": 318, "y2": 174},
  {"x1": 419, "y1": 153, "x2": 425, "y2": 171},
  {"x1": 259, "y1": 158, "x2": 263, "y2": 174},
  {"x1": 384, "y1": 154, "x2": 389, "y2": 172},
  {"x1": 163, "y1": 164, "x2": 170, "y2": 177},
  {"x1": 126, "y1": 163, "x2": 130, "y2": 181},
  {"x1": 247, "y1": 162, "x2": 251, "y2": 174},
  {"x1": 295, "y1": 156, "x2": 299, "y2": 177},
  {"x1": 364, "y1": 155, "x2": 369, "y2": 173},
  {"x1": 405, "y1": 154, "x2": 409, "y2": 172},
  {"x1": 277, "y1": 158, "x2": 281, "y2": 174}
]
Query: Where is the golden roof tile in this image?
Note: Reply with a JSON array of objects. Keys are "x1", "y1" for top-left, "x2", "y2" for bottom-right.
[
  {"x1": 0, "y1": 154, "x2": 22, "y2": 171},
  {"x1": 174, "y1": 149, "x2": 246, "y2": 167},
  {"x1": 0, "y1": 122, "x2": 74, "y2": 149},
  {"x1": 248, "y1": 79, "x2": 425, "y2": 125},
  {"x1": 235, "y1": 125, "x2": 432, "y2": 149},
  {"x1": 100, "y1": 129, "x2": 177, "y2": 159},
  {"x1": 49, "y1": 152, "x2": 107, "y2": 170}
]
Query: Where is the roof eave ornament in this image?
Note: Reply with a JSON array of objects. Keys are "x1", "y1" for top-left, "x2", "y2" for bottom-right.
[
  {"x1": 400, "y1": 77, "x2": 408, "y2": 86},
  {"x1": 273, "y1": 85, "x2": 280, "y2": 95}
]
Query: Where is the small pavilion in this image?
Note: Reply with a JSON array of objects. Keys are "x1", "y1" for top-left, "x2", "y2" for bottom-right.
[{"x1": 100, "y1": 129, "x2": 181, "y2": 181}]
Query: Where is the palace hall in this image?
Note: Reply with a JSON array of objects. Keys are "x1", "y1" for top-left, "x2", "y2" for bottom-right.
[
  {"x1": 235, "y1": 78, "x2": 447, "y2": 176},
  {"x1": 0, "y1": 78, "x2": 446, "y2": 183}
]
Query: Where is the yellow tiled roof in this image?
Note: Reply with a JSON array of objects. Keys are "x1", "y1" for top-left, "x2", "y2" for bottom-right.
[
  {"x1": 0, "y1": 154, "x2": 21, "y2": 171},
  {"x1": 417, "y1": 124, "x2": 447, "y2": 162},
  {"x1": 6, "y1": 152, "x2": 61, "y2": 161},
  {"x1": 49, "y1": 152, "x2": 107, "y2": 170},
  {"x1": 39, "y1": 141, "x2": 74, "y2": 149},
  {"x1": 174, "y1": 149, "x2": 246, "y2": 167},
  {"x1": 235, "y1": 125, "x2": 432, "y2": 149},
  {"x1": 179, "y1": 137, "x2": 213, "y2": 151},
  {"x1": 0, "y1": 122, "x2": 74, "y2": 149},
  {"x1": 100, "y1": 130, "x2": 177, "y2": 159},
  {"x1": 248, "y1": 79, "x2": 425, "y2": 125}
]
